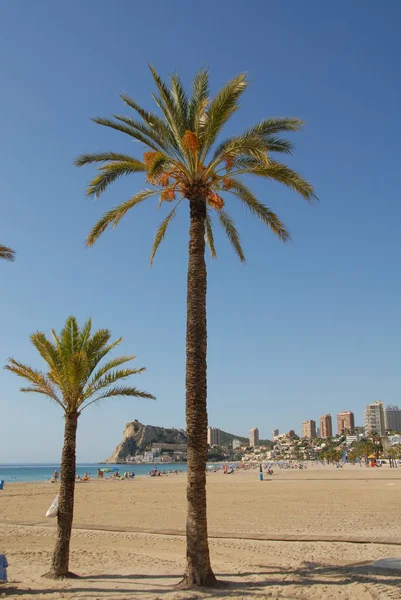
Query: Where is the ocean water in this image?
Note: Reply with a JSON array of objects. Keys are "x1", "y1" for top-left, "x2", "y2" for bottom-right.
[{"x1": 0, "y1": 463, "x2": 187, "y2": 483}]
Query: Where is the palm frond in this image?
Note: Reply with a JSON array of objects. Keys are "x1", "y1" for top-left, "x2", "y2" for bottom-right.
[
  {"x1": 83, "y1": 367, "x2": 146, "y2": 401},
  {"x1": 114, "y1": 114, "x2": 169, "y2": 152},
  {"x1": 148, "y1": 65, "x2": 183, "y2": 143},
  {"x1": 88, "y1": 356, "x2": 137, "y2": 387},
  {"x1": 79, "y1": 385, "x2": 155, "y2": 412},
  {"x1": 30, "y1": 332, "x2": 62, "y2": 374},
  {"x1": 188, "y1": 69, "x2": 209, "y2": 132},
  {"x1": 86, "y1": 160, "x2": 147, "y2": 199},
  {"x1": 150, "y1": 199, "x2": 183, "y2": 265},
  {"x1": 245, "y1": 117, "x2": 304, "y2": 136},
  {"x1": 4, "y1": 359, "x2": 65, "y2": 409},
  {"x1": 120, "y1": 93, "x2": 181, "y2": 153},
  {"x1": 0, "y1": 245, "x2": 15, "y2": 261},
  {"x1": 170, "y1": 73, "x2": 189, "y2": 134},
  {"x1": 250, "y1": 160, "x2": 318, "y2": 202},
  {"x1": 85, "y1": 329, "x2": 115, "y2": 372},
  {"x1": 92, "y1": 117, "x2": 161, "y2": 151},
  {"x1": 218, "y1": 210, "x2": 245, "y2": 262},
  {"x1": 229, "y1": 179, "x2": 290, "y2": 242},
  {"x1": 78, "y1": 318, "x2": 92, "y2": 349},
  {"x1": 60, "y1": 316, "x2": 80, "y2": 359},
  {"x1": 86, "y1": 189, "x2": 158, "y2": 246},
  {"x1": 212, "y1": 134, "x2": 293, "y2": 173},
  {"x1": 74, "y1": 152, "x2": 142, "y2": 167},
  {"x1": 211, "y1": 134, "x2": 270, "y2": 169},
  {"x1": 200, "y1": 73, "x2": 248, "y2": 154},
  {"x1": 205, "y1": 211, "x2": 217, "y2": 259},
  {"x1": 262, "y1": 135, "x2": 293, "y2": 154}
]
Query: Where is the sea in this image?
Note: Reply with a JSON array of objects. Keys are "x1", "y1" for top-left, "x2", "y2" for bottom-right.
[{"x1": 0, "y1": 463, "x2": 188, "y2": 483}]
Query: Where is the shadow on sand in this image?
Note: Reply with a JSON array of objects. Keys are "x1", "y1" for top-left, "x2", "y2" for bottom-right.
[{"x1": 3, "y1": 561, "x2": 401, "y2": 597}]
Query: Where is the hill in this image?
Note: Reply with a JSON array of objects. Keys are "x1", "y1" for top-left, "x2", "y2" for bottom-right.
[{"x1": 219, "y1": 430, "x2": 273, "y2": 448}]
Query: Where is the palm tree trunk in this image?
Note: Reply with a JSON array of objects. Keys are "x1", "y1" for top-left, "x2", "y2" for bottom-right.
[
  {"x1": 180, "y1": 197, "x2": 217, "y2": 588},
  {"x1": 47, "y1": 412, "x2": 78, "y2": 578}
]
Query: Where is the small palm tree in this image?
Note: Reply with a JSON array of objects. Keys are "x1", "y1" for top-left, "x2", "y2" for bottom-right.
[
  {"x1": 5, "y1": 316, "x2": 155, "y2": 579},
  {"x1": 368, "y1": 431, "x2": 383, "y2": 459},
  {"x1": 0, "y1": 245, "x2": 15, "y2": 261},
  {"x1": 386, "y1": 447, "x2": 398, "y2": 468},
  {"x1": 76, "y1": 67, "x2": 316, "y2": 587}
]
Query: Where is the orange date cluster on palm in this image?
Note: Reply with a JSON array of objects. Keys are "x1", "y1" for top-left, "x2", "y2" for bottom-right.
[{"x1": 143, "y1": 139, "x2": 226, "y2": 210}]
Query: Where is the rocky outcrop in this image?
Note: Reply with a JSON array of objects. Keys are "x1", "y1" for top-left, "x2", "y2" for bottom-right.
[{"x1": 106, "y1": 420, "x2": 187, "y2": 463}]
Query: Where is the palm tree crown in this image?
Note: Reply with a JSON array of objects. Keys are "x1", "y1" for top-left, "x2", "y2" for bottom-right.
[
  {"x1": 76, "y1": 66, "x2": 317, "y2": 261},
  {"x1": 0, "y1": 245, "x2": 15, "y2": 261},
  {"x1": 5, "y1": 315, "x2": 155, "y2": 413}
]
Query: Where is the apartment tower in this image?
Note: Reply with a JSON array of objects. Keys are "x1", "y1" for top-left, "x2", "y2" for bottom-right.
[
  {"x1": 337, "y1": 411, "x2": 355, "y2": 435},
  {"x1": 302, "y1": 420, "x2": 316, "y2": 439},
  {"x1": 364, "y1": 402, "x2": 385, "y2": 437},
  {"x1": 319, "y1": 414, "x2": 333, "y2": 438},
  {"x1": 249, "y1": 427, "x2": 259, "y2": 447},
  {"x1": 207, "y1": 427, "x2": 221, "y2": 446}
]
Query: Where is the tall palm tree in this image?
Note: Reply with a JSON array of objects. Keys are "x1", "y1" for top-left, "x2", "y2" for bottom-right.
[
  {"x1": 0, "y1": 245, "x2": 15, "y2": 261},
  {"x1": 5, "y1": 316, "x2": 154, "y2": 579},
  {"x1": 75, "y1": 67, "x2": 316, "y2": 587}
]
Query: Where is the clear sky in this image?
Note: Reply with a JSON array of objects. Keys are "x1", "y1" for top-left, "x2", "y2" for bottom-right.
[{"x1": 1, "y1": 1, "x2": 400, "y2": 462}]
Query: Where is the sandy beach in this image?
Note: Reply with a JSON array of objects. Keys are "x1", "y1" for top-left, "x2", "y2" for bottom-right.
[{"x1": 1, "y1": 465, "x2": 401, "y2": 599}]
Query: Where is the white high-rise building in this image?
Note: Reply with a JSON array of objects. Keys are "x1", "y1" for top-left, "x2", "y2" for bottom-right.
[
  {"x1": 272, "y1": 429, "x2": 279, "y2": 439},
  {"x1": 364, "y1": 401, "x2": 385, "y2": 436},
  {"x1": 207, "y1": 427, "x2": 221, "y2": 446},
  {"x1": 232, "y1": 439, "x2": 241, "y2": 450},
  {"x1": 384, "y1": 405, "x2": 401, "y2": 432}
]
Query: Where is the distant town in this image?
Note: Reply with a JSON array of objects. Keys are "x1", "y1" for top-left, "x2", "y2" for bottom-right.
[{"x1": 113, "y1": 402, "x2": 401, "y2": 465}]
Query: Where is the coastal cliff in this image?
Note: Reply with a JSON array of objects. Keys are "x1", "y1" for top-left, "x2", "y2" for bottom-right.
[{"x1": 106, "y1": 420, "x2": 187, "y2": 463}]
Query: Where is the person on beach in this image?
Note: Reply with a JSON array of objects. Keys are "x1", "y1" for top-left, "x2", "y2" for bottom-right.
[
  {"x1": 0, "y1": 554, "x2": 8, "y2": 583},
  {"x1": 53, "y1": 470, "x2": 59, "y2": 483},
  {"x1": 259, "y1": 464, "x2": 263, "y2": 481}
]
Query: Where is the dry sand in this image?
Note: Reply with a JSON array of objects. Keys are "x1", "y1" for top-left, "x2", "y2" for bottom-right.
[{"x1": 1, "y1": 465, "x2": 401, "y2": 599}]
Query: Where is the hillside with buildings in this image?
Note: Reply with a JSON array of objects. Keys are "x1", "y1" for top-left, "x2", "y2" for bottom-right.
[{"x1": 106, "y1": 402, "x2": 401, "y2": 465}]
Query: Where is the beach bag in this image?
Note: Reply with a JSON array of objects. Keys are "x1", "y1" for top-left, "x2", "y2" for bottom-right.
[{"x1": 46, "y1": 495, "x2": 59, "y2": 518}]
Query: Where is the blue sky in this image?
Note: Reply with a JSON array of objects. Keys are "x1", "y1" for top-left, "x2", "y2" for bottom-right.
[{"x1": 1, "y1": 1, "x2": 400, "y2": 462}]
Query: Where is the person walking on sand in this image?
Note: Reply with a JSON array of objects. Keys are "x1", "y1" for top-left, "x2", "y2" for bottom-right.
[
  {"x1": 259, "y1": 464, "x2": 263, "y2": 481},
  {"x1": 53, "y1": 470, "x2": 59, "y2": 483}
]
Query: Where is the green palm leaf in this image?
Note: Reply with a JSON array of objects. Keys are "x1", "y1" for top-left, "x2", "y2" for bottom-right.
[
  {"x1": 88, "y1": 356, "x2": 138, "y2": 386},
  {"x1": 200, "y1": 73, "x2": 248, "y2": 154},
  {"x1": 148, "y1": 65, "x2": 184, "y2": 144},
  {"x1": 86, "y1": 189, "x2": 158, "y2": 246},
  {"x1": 150, "y1": 200, "x2": 182, "y2": 265},
  {"x1": 249, "y1": 160, "x2": 317, "y2": 202},
  {"x1": 80, "y1": 385, "x2": 155, "y2": 412},
  {"x1": 92, "y1": 117, "x2": 162, "y2": 152},
  {"x1": 205, "y1": 211, "x2": 216, "y2": 259},
  {"x1": 229, "y1": 179, "x2": 291, "y2": 242},
  {"x1": 245, "y1": 117, "x2": 304, "y2": 136},
  {"x1": 5, "y1": 358, "x2": 64, "y2": 409},
  {"x1": 170, "y1": 73, "x2": 189, "y2": 134},
  {"x1": 188, "y1": 69, "x2": 209, "y2": 132},
  {"x1": 74, "y1": 152, "x2": 142, "y2": 167},
  {"x1": 86, "y1": 160, "x2": 146, "y2": 199},
  {"x1": 120, "y1": 93, "x2": 180, "y2": 153},
  {"x1": 114, "y1": 115, "x2": 169, "y2": 152},
  {"x1": 218, "y1": 210, "x2": 245, "y2": 262}
]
